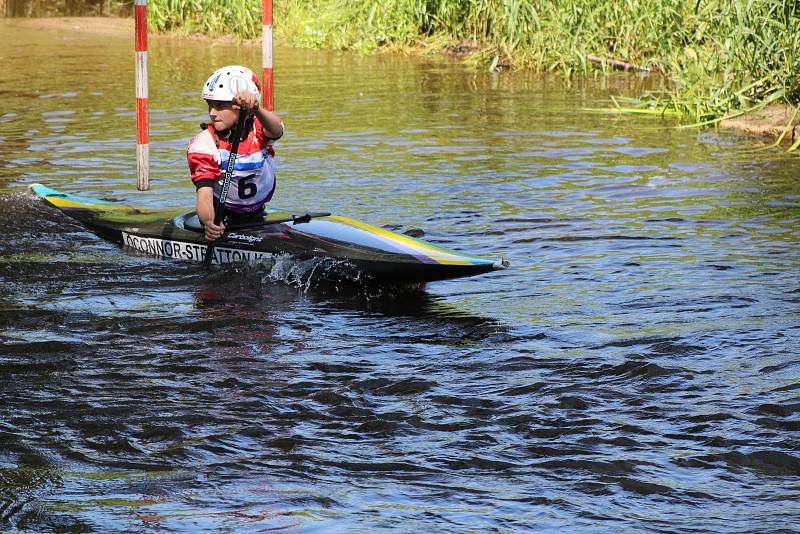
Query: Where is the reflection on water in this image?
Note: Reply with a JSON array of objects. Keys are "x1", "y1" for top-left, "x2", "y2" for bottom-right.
[{"x1": 1, "y1": 18, "x2": 799, "y2": 533}]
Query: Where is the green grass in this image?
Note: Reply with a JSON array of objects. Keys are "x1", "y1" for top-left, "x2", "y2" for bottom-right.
[
  {"x1": 290, "y1": 0, "x2": 800, "y2": 123},
  {"x1": 148, "y1": 0, "x2": 261, "y2": 37}
]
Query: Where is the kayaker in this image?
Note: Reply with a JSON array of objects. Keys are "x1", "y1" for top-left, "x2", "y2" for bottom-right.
[{"x1": 187, "y1": 65, "x2": 284, "y2": 241}]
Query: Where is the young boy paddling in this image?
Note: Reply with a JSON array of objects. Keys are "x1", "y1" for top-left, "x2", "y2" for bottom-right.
[{"x1": 187, "y1": 66, "x2": 284, "y2": 241}]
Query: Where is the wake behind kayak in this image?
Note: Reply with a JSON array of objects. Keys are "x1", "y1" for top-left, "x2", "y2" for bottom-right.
[{"x1": 28, "y1": 184, "x2": 509, "y2": 284}]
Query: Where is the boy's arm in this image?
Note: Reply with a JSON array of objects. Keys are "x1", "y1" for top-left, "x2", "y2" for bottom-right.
[
  {"x1": 196, "y1": 186, "x2": 225, "y2": 241},
  {"x1": 254, "y1": 107, "x2": 284, "y2": 140}
]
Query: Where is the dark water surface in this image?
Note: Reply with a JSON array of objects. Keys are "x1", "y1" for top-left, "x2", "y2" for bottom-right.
[{"x1": 1, "y1": 19, "x2": 799, "y2": 533}]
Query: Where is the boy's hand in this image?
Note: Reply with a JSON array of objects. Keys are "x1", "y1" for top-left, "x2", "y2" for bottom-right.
[
  {"x1": 204, "y1": 219, "x2": 226, "y2": 241},
  {"x1": 232, "y1": 91, "x2": 259, "y2": 112}
]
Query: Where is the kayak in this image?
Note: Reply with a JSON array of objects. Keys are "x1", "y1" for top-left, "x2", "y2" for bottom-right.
[{"x1": 29, "y1": 184, "x2": 508, "y2": 284}]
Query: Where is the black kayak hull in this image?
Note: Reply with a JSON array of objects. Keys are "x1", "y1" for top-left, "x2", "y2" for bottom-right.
[{"x1": 30, "y1": 184, "x2": 509, "y2": 284}]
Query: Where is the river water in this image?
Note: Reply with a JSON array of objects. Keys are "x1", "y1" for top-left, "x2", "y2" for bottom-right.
[{"x1": 1, "y1": 18, "x2": 798, "y2": 533}]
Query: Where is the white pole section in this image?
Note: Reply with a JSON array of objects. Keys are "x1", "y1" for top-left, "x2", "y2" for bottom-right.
[
  {"x1": 262, "y1": 0, "x2": 274, "y2": 111},
  {"x1": 135, "y1": 0, "x2": 149, "y2": 190}
]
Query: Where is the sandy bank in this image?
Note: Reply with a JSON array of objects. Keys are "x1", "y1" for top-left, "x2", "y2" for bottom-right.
[
  {"x1": 720, "y1": 104, "x2": 799, "y2": 146},
  {"x1": 10, "y1": 16, "x2": 132, "y2": 35},
  {"x1": 6, "y1": 16, "x2": 250, "y2": 43}
]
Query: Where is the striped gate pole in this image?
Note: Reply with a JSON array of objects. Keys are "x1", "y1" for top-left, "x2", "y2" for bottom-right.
[
  {"x1": 262, "y1": 0, "x2": 274, "y2": 111},
  {"x1": 135, "y1": 0, "x2": 150, "y2": 190}
]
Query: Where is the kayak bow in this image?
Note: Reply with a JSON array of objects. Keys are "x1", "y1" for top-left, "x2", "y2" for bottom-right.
[{"x1": 29, "y1": 184, "x2": 509, "y2": 283}]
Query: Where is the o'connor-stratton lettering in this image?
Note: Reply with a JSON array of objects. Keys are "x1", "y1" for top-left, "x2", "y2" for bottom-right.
[{"x1": 122, "y1": 232, "x2": 271, "y2": 264}]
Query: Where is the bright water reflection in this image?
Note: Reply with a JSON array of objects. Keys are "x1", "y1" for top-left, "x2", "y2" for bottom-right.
[{"x1": 1, "y1": 18, "x2": 799, "y2": 533}]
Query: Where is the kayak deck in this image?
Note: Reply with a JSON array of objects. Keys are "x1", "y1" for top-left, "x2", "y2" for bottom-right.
[{"x1": 29, "y1": 184, "x2": 509, "y2": 283}]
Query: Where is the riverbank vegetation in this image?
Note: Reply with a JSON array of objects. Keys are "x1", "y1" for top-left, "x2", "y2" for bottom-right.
[
  {"x1": 5, "y1": 0, "x2": 800, "y2": 145},
  {"x1": 155, "y1": 0, "x2": 799, "y2": 130}
]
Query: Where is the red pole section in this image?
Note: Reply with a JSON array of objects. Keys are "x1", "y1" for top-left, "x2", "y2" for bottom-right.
[
  {"x1": 262, "y1": 0, "x2": 274, "y2": 112},
  {"x1": 135, "y1": 0, "x2": 149, "y2": 190}
]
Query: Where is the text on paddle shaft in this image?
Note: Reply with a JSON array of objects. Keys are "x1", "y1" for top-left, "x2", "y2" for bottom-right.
[{"x1": 122, "y1": 233, "x2": 271, "y2": 264}]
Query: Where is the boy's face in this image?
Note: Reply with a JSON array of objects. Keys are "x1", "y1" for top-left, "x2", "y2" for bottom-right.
[{"x1": 206, "y1": 100, "x2": 239, "y2": 132}]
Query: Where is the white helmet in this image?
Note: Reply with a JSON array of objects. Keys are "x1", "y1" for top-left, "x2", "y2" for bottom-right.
[{"x1": 201, "y1": 65, "x2": 261, "y2": 101}]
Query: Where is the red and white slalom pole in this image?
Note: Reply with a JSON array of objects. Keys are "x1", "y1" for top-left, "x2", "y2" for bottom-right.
[
  {"x1": 262, "y1": 0, "x2": 274, "y2": 112},
  {"x1": 135, "y1": 0, "x2": 149, "y2": 190}
]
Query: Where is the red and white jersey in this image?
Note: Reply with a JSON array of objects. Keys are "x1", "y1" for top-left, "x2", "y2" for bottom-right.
[{"x1": 187, "y1": 119, "x2": 280, "y2": 214}]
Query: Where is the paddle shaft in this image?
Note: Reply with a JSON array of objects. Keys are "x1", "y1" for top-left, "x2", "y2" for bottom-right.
[{"x1": 204, "y1": 111, "x2": 249, "y2": 266}]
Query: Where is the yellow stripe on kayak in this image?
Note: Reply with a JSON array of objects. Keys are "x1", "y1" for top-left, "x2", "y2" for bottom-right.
[
  {"x1": 329, "y1": 215, "x2": 483, "y2": 266},
  {"x1": 41, "y1": 194, "x2": 174, "y2": 224},
  {"x1": 43, "y1": 196, "x2": 114, "y2": 210}
]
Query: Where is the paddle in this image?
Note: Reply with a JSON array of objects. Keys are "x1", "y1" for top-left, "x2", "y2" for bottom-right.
[{"x1": 204, "y1": 110, "x2": 250, "y2": 267}]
